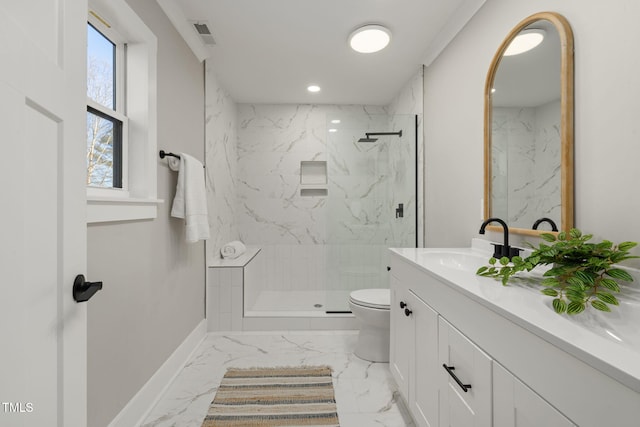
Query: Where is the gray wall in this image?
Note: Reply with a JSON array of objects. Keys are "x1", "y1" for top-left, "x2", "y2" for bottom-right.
[
  {"x1": 424, "y1": 0, "x2": 640, "y2": 265},
  {"x1": 87, "y1": 1, "x2": 205, "y2": 426}
]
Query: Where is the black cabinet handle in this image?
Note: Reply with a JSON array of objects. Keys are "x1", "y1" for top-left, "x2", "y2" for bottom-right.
[
  {"x1": 73, "y1": 274, "x2": 103, "y2": 302},
  {"x1": 404, "y1": 308, "x2": 413, "y2": 317},
  {"x1": 442, "y1": 364, "x2": 471, "y2": 392},
  {"x1": 400, "y1": 301, "x2": 407, "y2": 309}
]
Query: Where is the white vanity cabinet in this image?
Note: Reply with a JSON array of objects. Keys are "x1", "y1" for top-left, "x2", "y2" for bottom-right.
[
  {"x1": 390, "y1": 270, "x2": 439, "y2": 427},
  {"x1": 389, "y1": 249, "x2": 640, "y2": 427},
  {"x1": 493, "y1": 362, "x2": 575, "y2": 427}
]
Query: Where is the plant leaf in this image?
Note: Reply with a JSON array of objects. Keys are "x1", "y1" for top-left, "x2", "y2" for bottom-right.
[
  {"x1": 541, "y1": 233, "x2": 557, "y2": 242},
  {"x1": 606, "y1": 268, "x2": 634, "y2": 282},
  {"x1": 569, "y1": 228, "x2": 582, "y2": 238},
  {"x1": 557, "y1": 231, "x2": 566, "y2": 241},
  {"x1": 527, "y1": 256, "x2": 540, "y2": 265},
  {"x1": 476, "y1": 266, "x2": 488, "y2": 275},
  {"x1": 591, "y1": 300, "x2": 611, "y2": 312},
  {"x1": 567, "y1": 301, "x2": 586, "y2": 315},
  {"x1": 567, "y1": 276, "x2": 585, "y2": 287},
  {"x1": 499, "y1": 257, "x2": 510, "y2": 266},
  {"x1": 489, "y1": 257, "x2": 497, "y2": 265},
  {"x1": 541, "y1": 277, "x2": 560, "y2": 287},
  {"x1": 574, "y1": 270, "x2": 595, "y2": 285},
  {"x1": 553, "y1": 298, "x2": 567, "y2": 314},
  {"x1": 618, "y1": 241, "x2": 638, "y2": 252},
  {"x1": 596, "y1": 292, "x2": 619, "y2": 306},
  {"x1": 541, "y1": 288, "x2": 559, "y2": 297},
  {"x1": 566, "y1": 290, "x2": 585, "y2": 303},
  {"x1": 599, "y1": 278, "x2": 621, "y2": 292}
]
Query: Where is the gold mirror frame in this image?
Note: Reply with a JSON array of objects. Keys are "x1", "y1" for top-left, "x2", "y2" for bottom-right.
[{"x1": 484, "y1": 11, "x2": 574, "y2": 236}]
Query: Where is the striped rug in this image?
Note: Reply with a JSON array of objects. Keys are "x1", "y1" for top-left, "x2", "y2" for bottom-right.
[{"x1": 202, "y1": 366, "x2": 340, "y2": 426}]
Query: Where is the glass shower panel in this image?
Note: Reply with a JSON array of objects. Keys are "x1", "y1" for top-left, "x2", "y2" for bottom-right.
[{"x1": 324, "y1": 114, "x2": 417, "y2": 312}]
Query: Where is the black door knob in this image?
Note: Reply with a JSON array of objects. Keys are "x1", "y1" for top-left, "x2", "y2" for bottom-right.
[
  {"x1": 387, "y1": 266, "x2": 391, "y2": 271},
  {"x1": 404, "y1": 308, "x2": 413, "y2": 317},
  {"x1": 400, "y1": 301, "x2": 407, "y2": 309},
  {"x1": 73, "y1": 274, "x2": 103, "y2": 302}
]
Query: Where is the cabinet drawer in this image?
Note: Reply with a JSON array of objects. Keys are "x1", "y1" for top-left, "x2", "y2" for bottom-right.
[{"x1": 439, "y1": 317, "x2": 492, "y2": 427}]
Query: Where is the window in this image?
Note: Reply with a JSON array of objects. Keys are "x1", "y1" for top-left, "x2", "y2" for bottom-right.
[
  {"x1": 86, "y1": 22, "x2": 125, "y2": 189},
  {"x1": 86, "y1": 0, "x2": 160, "y2": 223}
]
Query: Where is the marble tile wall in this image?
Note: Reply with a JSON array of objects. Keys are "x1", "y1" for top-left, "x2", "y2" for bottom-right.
[
  {"x1": 387, "y1": 67, "x2": 424, "y2": 246},
  {"x1": 492, "y1": 100, "x2": 561, "y2": 229},
  {"x1": 204, "y1": 64, "x2": 240, "y2": 264}
]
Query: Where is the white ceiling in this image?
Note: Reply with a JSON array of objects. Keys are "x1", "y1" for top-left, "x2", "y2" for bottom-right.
[{"x1": 162, "y1": 0, "x2": 485, "y2": 105}]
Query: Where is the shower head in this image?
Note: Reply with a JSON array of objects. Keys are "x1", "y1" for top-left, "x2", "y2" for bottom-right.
[
  {"x1": 358, "y1": 136, "x2": 378, "y2": 143},
  {"x1": 357, "y1": 130, "x2": 402, "y2": 143}
]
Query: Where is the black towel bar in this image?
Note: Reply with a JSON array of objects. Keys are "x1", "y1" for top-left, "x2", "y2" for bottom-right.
[
  {"x1": 159, "y1": 150, "x2": 180, "y2": 159},
  {"x1": 159, "y1": 150, "x2": 205, "y2": 168}
]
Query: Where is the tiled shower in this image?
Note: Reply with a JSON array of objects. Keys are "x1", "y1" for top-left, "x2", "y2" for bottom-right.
[
  {"x1": 238, "y1": 107, "x2": 416, "y2": 315},
  {"x1": 205, "y1": 66, "x2": 423, "y2": 320}
]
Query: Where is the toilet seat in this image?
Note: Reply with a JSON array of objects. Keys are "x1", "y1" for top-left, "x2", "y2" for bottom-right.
[{"x1": 349, "y1": 289, "x2": 390, "y2": 310}]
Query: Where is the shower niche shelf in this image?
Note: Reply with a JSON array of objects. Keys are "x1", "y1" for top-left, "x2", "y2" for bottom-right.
[
  {"x1": 300, "y1": 188, "x2": 328, "y2": 197},
  {"x1": 300, "y1": 161, "x2": 327, "y2": 185},
  {"x1": 300, "y1": 161, "x2": 328, "y2": 197}
]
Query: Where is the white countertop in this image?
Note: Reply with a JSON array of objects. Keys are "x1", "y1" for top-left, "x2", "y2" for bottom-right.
[{"x1": 390, "y1": 239, "x2": 640, "y2": 393}]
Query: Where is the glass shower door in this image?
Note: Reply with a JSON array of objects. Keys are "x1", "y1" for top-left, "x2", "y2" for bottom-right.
[{"x1": 324, "y1": 114, "x2": 417, "y2": 312}]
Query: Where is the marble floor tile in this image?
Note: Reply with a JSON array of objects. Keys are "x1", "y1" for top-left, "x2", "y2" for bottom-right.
[{"x1": 141, "y1": 331, "x2": 414, "y2": 427}]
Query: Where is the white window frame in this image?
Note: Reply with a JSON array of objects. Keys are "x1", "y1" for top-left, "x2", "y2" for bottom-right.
[
  {"x1": 87, "y1": 17, "x2": 128, "y2": 197},
  {"x1": 86, "y1": 0, "x2": 162, "y2": 223}
]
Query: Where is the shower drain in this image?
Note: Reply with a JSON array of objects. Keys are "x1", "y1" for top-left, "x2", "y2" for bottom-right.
[{"x1": 314, "y1": 303, "x2": 323, "y2": 308}]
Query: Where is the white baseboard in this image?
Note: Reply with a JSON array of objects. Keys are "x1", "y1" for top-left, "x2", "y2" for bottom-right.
[{"x1": 108, "y1": 319, "x2": 207, "y2": 427}]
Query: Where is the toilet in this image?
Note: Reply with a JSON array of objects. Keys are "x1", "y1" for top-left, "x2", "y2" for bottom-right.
[{"x1": 348, "y1": 288, "x2": 391, "y2": 362}]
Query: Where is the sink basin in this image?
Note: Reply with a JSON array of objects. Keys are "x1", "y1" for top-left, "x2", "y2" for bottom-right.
[{"x1": 417, "y1": 250, "x2": 489, "y2": 272}]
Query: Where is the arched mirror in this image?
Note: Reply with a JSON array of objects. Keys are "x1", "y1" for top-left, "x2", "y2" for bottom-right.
[{"x1": 484, "y1": 12, "x2": 574, "y2": 236}]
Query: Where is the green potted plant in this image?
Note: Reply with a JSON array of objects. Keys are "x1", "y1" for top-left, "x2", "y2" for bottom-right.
[{"x1": 476, "y1": 228, "x2": 638, "y2": 314}]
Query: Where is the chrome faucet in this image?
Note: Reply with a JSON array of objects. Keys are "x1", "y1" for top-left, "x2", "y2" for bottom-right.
[
  {"x1": 532, "y1": 217, "x2": 558, "y2": 232},
  {"x1": 479, "y1": 218, "x2": 522, "y2": 260}
]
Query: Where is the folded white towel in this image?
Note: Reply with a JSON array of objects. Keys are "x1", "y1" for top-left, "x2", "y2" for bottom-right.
[
  {"x1": 221, "y1": 241, "x2": 247, "y2": 259},
  {"x1": 170, "y1": 153, "x2": 210, "y2": 243}
]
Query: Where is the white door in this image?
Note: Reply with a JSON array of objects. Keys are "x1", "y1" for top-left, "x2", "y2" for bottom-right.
[{"x1": 0, "y1": 1, "x2": 88, "y2": 426}]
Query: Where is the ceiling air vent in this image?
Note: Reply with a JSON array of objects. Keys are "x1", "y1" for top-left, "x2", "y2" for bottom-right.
[{"x1": 192, "y1": 21, "x2": 216, "y2": 45}]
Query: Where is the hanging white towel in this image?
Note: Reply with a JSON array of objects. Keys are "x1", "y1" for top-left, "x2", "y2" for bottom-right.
[
  {"x1": 169, "y1": 153, "x2": 210, "y2": 243},
  {"x1": 221, "y1": 241, "x2": 247, "y2": 259}
]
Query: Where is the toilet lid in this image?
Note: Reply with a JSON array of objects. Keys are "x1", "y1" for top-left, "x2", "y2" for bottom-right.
[{"x1": 349, "y1": 289, "x2": 390, "y2": 309}]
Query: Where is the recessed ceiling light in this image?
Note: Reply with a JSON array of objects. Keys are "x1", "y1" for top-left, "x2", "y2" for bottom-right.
[
  {"x1": 349, "y1": 24, "x2": 391, "y2": 53},
  {"x1": 504, "y1": 29, "x2": 545, "y2": 56},
  {"x1": 331, "y1": 119, "x2": 341, "y2": 124},
  {"x1": 329, "y1": 128, "x2": 338, "y2": 133},
  {"x1": 307, "y1": 85, "x2": 321, "y2": 93}
]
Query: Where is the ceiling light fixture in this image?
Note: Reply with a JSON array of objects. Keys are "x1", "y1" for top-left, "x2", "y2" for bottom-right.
[
  {"x1": 331, "y1": 119, "x2": 341, "y2": 124},
  {"x1": 349, "y1": 24, "x2": 391, "y2": 53},
  {"x1": 504, "y1": 28, "x2": 545, "y2": 56},
  {"x1": 307, "y1": 85, "x2": 321, "y2": 93}
]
